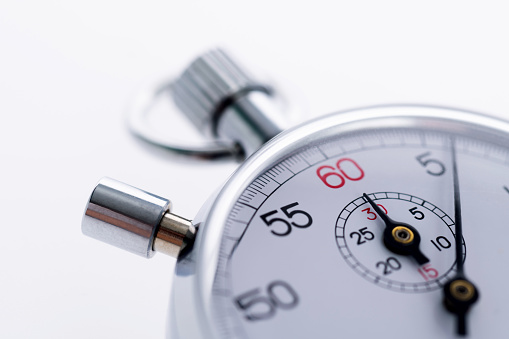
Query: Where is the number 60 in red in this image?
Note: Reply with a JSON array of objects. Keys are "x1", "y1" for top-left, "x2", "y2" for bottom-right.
[{"x1": 316, "y1": 158, "x2": 365, "y2": 189}]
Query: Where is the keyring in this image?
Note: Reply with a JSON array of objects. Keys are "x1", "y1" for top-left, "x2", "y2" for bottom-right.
[
  {"x1": 126, "y1": 49, "x2": 303, "y2": 160},
  {"x1": 127, "y1": 78, "x2": 242, "y2": 160}
]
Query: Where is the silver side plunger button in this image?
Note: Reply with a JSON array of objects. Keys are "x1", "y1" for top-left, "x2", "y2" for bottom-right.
[{"x1": 82, "y1": 177, "x2": 195, "y2": 258}]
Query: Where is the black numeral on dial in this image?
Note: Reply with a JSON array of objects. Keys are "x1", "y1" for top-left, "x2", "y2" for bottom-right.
[
  {"x1": 234, "y1": 281, "x2": 299, "y2": 321},
  {"x1": 431, "y1": 236, "x2": 452, "y2": 251},
  {"x1": 260, "y1": 202, "x2": 313, "y2": 237},
  {"x1": 349, "y1": 227, "x2": 375, "y2": 245},
  {"x1": 376, "y1": 257, "x2": 402, "y2": 275},
  {"x1": 416, "y1": 152, "x2": 446, "y2": 176},
  {"x1": 409, "y1": 207, "x2": 425, "y2": 220}
]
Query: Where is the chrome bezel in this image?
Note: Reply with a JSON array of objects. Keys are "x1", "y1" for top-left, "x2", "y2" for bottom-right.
[{"x1": 173, "y1": 104, "x2": 509, "y2": 338}]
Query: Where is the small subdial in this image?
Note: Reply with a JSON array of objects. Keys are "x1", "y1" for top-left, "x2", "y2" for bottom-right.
[{"x1": 335, "y1": 192, "x2": 464, "y2": 293}]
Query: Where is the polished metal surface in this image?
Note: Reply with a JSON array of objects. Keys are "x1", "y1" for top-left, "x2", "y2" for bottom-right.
[
  {"x1": 127, "y1": 80, "x2": 240, "y2": 159},
  {"x1": 171, "y1": 49, "x2": 269, "y2": 134},
  {"x1": 154, "y1": 212, "x2": 196, "y2": 257},
  {"x1": 82, "y1": 177, "x2": 195, "y2": 258},
  {"x1": 127, "y1": 49, "x2": 286, "y2": 159},
  {"x1": 82, "y1": 177, "x2": 170, "y2": 258},
  {"x1": 172, "y1": 49, "x2": 285, "y2": 157},
  {"x1": 217, "y1": 91, "x2": 286, "y2": 157}
]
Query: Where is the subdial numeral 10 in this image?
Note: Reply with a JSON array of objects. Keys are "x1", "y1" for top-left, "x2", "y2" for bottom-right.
[{"x1": 431, "y1": 236, "x2": 452, "y2": 251}]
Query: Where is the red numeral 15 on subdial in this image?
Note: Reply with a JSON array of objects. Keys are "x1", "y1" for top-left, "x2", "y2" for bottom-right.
[{"x1": 417, "y1": 263, "x2": 439, "y2": 281}]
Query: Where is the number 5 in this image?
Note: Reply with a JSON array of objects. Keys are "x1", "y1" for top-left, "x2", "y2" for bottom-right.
[
  {"x1": 416, "y1": 152, "x2": 446, "y2": 176},
  {"x1": 409, "y1": 207, "x2": 425, "y2": 220}
]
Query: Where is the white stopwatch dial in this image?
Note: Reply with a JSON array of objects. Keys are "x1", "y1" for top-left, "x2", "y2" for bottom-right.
[{"x1": 174, "y1": 105, "x2": 509, "y2": 339}]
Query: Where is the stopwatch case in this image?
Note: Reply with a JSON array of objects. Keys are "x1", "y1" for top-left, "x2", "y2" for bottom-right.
[{"x1": 168, "y1": 105, "x2": 509, "y2": 339}]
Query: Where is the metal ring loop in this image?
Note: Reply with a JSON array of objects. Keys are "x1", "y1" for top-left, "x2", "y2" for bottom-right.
[
  {"x1": 127, "y1": 78, "x2": 242, "y2": 160},
  {"x1": 127, "y1": 75, "x2": 304, "y2": 160}
]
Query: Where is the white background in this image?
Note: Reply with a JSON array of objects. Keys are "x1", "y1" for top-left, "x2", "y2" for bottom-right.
[{"x1": 1, "y1": 1, "x2": 509, "y2": 338}]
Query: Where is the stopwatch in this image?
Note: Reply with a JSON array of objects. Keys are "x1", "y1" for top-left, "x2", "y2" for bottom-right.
[{"x1": 82, "y1": 50, "x2": 509, "y2": 338}]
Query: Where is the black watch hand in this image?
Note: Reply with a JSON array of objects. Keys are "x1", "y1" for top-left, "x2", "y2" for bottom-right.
[
  {"x1": 363, "y1": 193, "x2": 429, "y2": 265},
  {"x1": 443, "y1": 138, "x2": 479, "y2": 336}
]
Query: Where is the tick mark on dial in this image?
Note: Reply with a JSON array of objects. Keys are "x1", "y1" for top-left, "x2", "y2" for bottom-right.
[{"x1": 363, "y1": 193, "x2": 430, "y2": 265}]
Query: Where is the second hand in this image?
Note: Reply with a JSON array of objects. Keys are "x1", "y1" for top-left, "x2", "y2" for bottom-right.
[{"x1": 442, "y1": 137, "x2": 479, "y2": 336}]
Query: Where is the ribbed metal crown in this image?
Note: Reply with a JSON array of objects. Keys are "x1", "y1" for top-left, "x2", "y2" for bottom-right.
[{"x1": 171, "y1": 49, "x2": 271, "y2": 135}]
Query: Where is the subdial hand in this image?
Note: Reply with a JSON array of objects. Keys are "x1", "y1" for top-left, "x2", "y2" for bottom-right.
[
  {"x1": 363, "y1": 193, "x2": 429, "y2": 265},
  {"x1": 442, "y1": 138, "x2": 479, "y2": 336}
]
